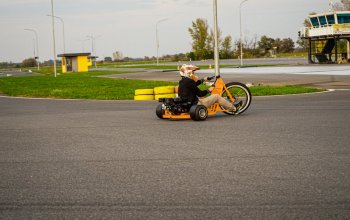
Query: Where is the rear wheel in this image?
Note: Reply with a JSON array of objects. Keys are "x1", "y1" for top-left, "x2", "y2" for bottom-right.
[
  {"x1": 189, "y1": 105, "x2": 208, "y2": 121},
  {"x1": 221, "y1": 82, "x2": 252, "y2": 115},
  {"x1": 156, "y1": 104, "x2": 165, "y2": 119}
]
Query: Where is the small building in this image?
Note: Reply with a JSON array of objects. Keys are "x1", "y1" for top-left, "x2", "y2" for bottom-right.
[
  {"x1": 113, "y1": 51, "x2": 124, "y2": 61},
  {"x1": 57, "y1": 53, "x2": 93, "y2": 73},
  {"x1": 299, "y1": 11, "x2": 350, "y2": 64}
]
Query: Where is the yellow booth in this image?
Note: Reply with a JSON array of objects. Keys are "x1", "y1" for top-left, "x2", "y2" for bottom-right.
[{"x1": 58, "y1": 53, "x2": 93, "y2": 73}]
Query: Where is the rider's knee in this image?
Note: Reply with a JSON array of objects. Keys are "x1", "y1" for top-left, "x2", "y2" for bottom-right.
[{"x1": 212, "y1": 94, "x2": 220, "y2": 100}]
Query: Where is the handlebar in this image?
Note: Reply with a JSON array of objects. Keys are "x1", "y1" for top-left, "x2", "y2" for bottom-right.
[{"x1": 207, "y1": 76, "x2": 216, "y2": 81}]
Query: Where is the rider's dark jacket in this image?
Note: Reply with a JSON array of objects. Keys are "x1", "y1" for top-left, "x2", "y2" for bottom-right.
[{"x1": 178, "y1": 77, "x2": 209, "y2": 104}]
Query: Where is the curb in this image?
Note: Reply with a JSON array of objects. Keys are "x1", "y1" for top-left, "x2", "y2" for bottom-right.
[{"x1": 0, "y1": 89, "x2": 341, "y2": 101}]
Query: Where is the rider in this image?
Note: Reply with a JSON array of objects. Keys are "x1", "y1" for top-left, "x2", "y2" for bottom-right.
[{"x1": 178, "y1": 64, "x2": 241, "y2": 113}]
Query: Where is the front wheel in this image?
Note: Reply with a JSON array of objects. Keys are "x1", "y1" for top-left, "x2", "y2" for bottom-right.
[{"x1": 221, "y1": 82, "x2": 252, "y2": 115}]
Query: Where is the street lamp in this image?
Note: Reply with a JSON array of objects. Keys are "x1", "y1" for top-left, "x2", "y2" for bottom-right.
[
  {"x1": 24, "y1": 28, "x2": 39, "y2": 70},
  {"x1": 50, "y1": 0, "x2": 57, "y2": 77},
  {"x1": 213, "y1": 0, "x2": 220, "y2": 76},
  {"x1": 47, "y1": 14, "x2": 66, "y2": 53},
  {"x1": 86, "y1": 34, "x2": 101, "y2": 68},
  {"x1": 239, "y1": 0, "x2": 248, "y2": 67},
  {"x1": 156, "y1": 18, "x2": 168, "y2": 66},
  {"x1": 77, "y1": 39, "x2": 89, "y2": 52}
]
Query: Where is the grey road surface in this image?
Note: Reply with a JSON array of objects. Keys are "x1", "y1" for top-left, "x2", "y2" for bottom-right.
[
  {"x1": 104, "y1": 64, "x2": 350, "y2": 89},
  {"x1": 163, "y1": 58, "x2": 308, "y2": 66},
  {"x1": 0, "y1": 71, "x2": 39, "y2": 77},
  {"x1": 0, "y1": 91, "x2": 350, "y2": 219}
]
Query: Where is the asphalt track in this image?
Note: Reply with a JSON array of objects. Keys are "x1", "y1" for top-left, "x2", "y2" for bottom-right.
[
  {"x1": 0, "y1": 90, "x2": 349, "y2": 219},
  {"x1": 104, "y1": 64, "x2": 350, "y2": 89}
]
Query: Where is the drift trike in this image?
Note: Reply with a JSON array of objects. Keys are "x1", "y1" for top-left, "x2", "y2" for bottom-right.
[{"x1": 155, "y1": 74, "x2": 252, "y2": 121}]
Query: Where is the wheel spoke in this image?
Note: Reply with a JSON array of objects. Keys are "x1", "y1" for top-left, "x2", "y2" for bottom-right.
[{"x1": 221, "y1": 82, "x2": 252, "y2": 115}]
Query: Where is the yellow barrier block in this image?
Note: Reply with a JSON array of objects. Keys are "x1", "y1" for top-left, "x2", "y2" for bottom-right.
[
  {"x1": 155, "y1": 93, "x2": 176, "y2": 100},
  {"x1": 154, "y1": 86, "x2": 175, "y2": 95},
  {"x1": 134, "y1": 95, "x2": 155, "y2": 101},
  {"x1": 135, "y1": 89, "x2": 154, "y2": 95}
]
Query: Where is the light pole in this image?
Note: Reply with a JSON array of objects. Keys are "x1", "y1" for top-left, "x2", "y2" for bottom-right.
[
  {"x1": 50, "y1": 0, "x2": 57, "y2": 77},
  {"x1": 239, "y1": 0, "x2": 248, "y2": 67},
  {"x1": 47, "y1": 14, "x2": 66, "y2": 53},
  {"x1": 78, "y1": 39, "x2": 89, "y2": 52},
  {"x1": 24, "y1": 28, "x2": 39, "y2": 70},
  {"x1": 213, "y1": 0, "x2": 220, "y2": 76},
  {"x1": 156, "y1": 18, "x2": 168, "y2": 66},
  {"x1": 86, "y1": 35, "x2": 101, "y2": 68}
]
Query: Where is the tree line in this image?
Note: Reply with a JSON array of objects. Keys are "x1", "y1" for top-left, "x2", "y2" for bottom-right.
[{"x1": 187, "y1": 18, "x2": 295, "y2": 61}]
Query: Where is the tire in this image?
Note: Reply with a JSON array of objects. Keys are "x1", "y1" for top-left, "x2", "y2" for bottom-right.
[
  {"x1": 155, "y1": 93, "x2": 176, "y2": 100},
  {"x1": 221, "y1": 82, "x2": 252, "y2": 115},
  {"x1": 134, "y1": 95, "x2": 155, "y2": 101},
  {"x1": 189, "y1": 105, "x2": 208, "y2": 121},
  {"x1": 154, "y1": 86, "x2": 175, "y2": 95},
  {"x1": 135, "y1": 89, "x2": 154, "y2": 95},
  {"x1": 156, "y1": 103, "x2": 165, "y2": 119}
]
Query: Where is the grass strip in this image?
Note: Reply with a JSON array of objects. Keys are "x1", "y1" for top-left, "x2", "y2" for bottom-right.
[
  {"x1": 0, "y1": 74, "x2": 175, "y2": 100},
  {"x1": 0, "y1": 74, "x2": 323, "y2": 100},
  {"x1": 249, "y1": 85, "x2": 322, "y2": 96}
]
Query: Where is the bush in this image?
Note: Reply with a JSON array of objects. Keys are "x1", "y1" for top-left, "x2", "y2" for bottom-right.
[{"x1": 22, "y1": 58, "x2": 37, "y2": 67}]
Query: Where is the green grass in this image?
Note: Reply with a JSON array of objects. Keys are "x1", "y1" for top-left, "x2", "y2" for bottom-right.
[
  {"x1": 0, "y1": 74, "x2": 175, "y2": 100},
  {"x1": 249, "y1": 85, "x2": 322, "y2": 96},
  {"x1": 0, "y1": 73, "x2": 323, "y2": 100},
  {"x1": 275, "y1": 52, "x2": 308, "y2": 58},
  {"x1": 31, "y1": 67, "x2": 124, "y2": 76},
  {"x1": 32, "y1": 66, "x2": 62, "y2": 75}
]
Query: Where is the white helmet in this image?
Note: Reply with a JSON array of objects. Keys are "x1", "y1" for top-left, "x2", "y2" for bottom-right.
[{"x1": 179, "y1": 64, "x2": 200, "y2": 77}]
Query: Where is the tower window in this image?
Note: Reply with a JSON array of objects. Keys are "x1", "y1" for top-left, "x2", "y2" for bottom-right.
[{"x1": 337, "y1": 14, "x2": 350, "y2": 24}]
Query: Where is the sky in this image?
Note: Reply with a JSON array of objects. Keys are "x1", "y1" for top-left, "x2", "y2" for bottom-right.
[{"x1": 0, "y1": 0, "x2": 334, "y2": 63}]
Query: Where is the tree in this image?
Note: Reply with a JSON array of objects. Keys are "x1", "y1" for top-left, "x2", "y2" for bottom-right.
[
  {"x1": 188, "y1": 18, "x2": 210, "y2": 60},
  {"x1": 296, "y1": 38, "x2": 308, "y2": 51},
  {"x1": 341, "y1": 0, "x2": 350, "y2": 10},
  {"x1": 333, "y1": 0, "x2": 350, "y2": 10},
  {"x1": 220, "y1": 36, "x2": 232, "y2": 59},
  {"x1": 186, "y1": 52, "x2": 196, "y2": 61},
  {"x1": 258, "y1": 35, "x2": 275, "y2": 52},
  {"x1": 104, "y1": 57, "x2": 112, "y2": 62},
  {"x1": 279, "y1": 38, "x2": 295, "y2": 53},
  {"x1": 206, "y1": 28, "x2": 223, "y2": 59},
  {"x1": 22, "y1": 58, "x2": 37, "y2": 67},
  {"x1": 273, "y1": 38, "x2": 282, "y2": 53}
]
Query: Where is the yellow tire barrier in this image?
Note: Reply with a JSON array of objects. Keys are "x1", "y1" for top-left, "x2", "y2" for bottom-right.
[
  {"x1": 134, "y1": 95, "x2": 155, "y2": 101},
  {"x1": 135, "y1": 89, "x2": 154, "y2": 95},
  {"x1": 155, "y1": 93, "x2": 176, "y2": 100},
  {"x1": 154, "y1": 86, "x2": 175, "y2": 95}
]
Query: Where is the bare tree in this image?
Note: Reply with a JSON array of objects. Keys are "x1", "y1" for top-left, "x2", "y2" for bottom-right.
[
  {"x1": 341, "y1": 0, "x2": 350, "y2": 10},
  {"x1": 333, "y1": 2, "x2": 346, "y2": 10}
]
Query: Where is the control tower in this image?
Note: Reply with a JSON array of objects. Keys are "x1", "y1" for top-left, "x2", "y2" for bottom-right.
[{"x1": 299, "y1": 10, "x2": 350, "y2": 64}]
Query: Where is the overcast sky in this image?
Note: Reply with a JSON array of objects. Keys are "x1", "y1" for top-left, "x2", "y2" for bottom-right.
[{"x1": 0, "y1": 0, "x2": 333, "y2": 62}]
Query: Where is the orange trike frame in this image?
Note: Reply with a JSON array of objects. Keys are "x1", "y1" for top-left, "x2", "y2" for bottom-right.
[{"x1": 161, "y1": 77, "x2": 236, "y2": 119}]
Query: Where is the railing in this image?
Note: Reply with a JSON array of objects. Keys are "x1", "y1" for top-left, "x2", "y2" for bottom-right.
[{"x1": 300, "y1": 24, "x2": 350, "y2": 38}]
